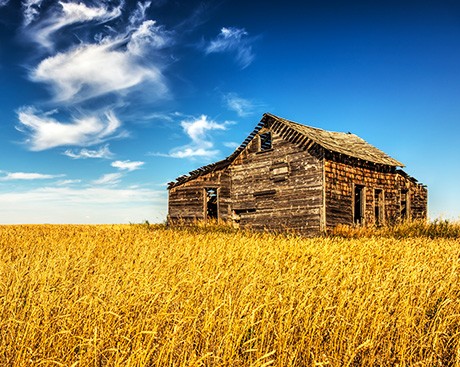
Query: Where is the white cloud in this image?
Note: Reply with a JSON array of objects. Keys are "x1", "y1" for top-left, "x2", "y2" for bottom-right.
[
  {"x1": 17, "y1": 107, "x2": 124, "y2": 151},
  {"x1": 56, "y1": 179, "x2": 81, "y2": 186},
  {"x1": 22, "y1": 0, "x2": 43, "y2": 25},
  {"x1": 0, "y1": 0, "x2": 10, "y2": 7},
  {"x1": 161, "y1": 115, "x2": 229, "y2": 159},
  {"x1": 92, "y1": 172, "x2": 123, "y2": 185},
  {"x1": 167, "y1": 147, "x2": 219, "y2": 159},
  {"x1": 129, "y1": 1, "x2": 151, "y2": 25},
  {"x1": 205, "y1": 27, "x2": 255, "y2": 69},
  {"x1": 127, "y1": 20, "x2": 172, "y2": 56},
  {"x1": 0, "y1": 186, "x2": 167, "y2": 223},
  {"x1": 111, "y1": 160, "x2": 145, "y2": 171},
  {"x1": 224, "y1": 93, "x2": 255, "y2": 116},
  {"x1": 181, "y1": 114, "x2": 227, "y2": 143},
  {"x1": 63, "y1": 145, "x2": 114, "y2": 159},
  {"x1": 0, "y1": 171, "x2": 63, "y2": 181},
  {"x1": 26, "y1": 1, "x2": 123, "y2": 48},
  {"x1": 31, "y1": 40, "x2": 165, "y2": 103},
  {"x1": 223, "y1": 141, "x2": 240, "y2": 149}
]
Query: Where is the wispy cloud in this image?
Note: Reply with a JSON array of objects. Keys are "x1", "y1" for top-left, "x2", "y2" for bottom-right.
[
  {"x1": 0, "y1": 171, "x2": 64, "y2": 181},
  {"x1": 129, "y1": 1, "x2": 152, "y2": 26},
  {"x1": 224, "y1": 92, "x2": 255, "y2": 116},
  {"x1": 20, "y1": 0, "x2": 171, "y2": 104},
  {"x1": 17, "y1": 107, "x2": 125, "y2": 151},
  {"x1": 205, "y1": 27, "x2": 256, "y2": 69},
  {"x1": 162, "y1": 115, "x2": 229, "y2": 159},
  {"x1": 16, "y1": 2, "x2": 173, "y2": 154},
  {"x1": 22, "y1": 0, "x2": 43, "y2": 25},
  {"x1": 63, "y1": 145, "x2": 114, "y2": 159},
  {"x1": 223, "y1": 141, "x2": 239, "y2": 149},
  {"x1": 92, "y1": 172, "x2": 123, "y2": 185},
  {"x1": 56, "y1": 179, "x2": 81, "y2": 186},
  {"x1": 31, "y1": 39, "x2": 166, "y2": 103},
  {"x1": 25, "y1": 1, "x2": 123, "y2": 48},
  {"x1": 127, "y1": 20, "x2": 172, "y2": 56},
  {"x1": 0, "y1": 0, "x2": 10, "y2": 7},
  {"x1": 111, "y1": 160, "x2": 145, "y2": 171},
  {"x1": 181, "y1": 115, "x2": 227, "y2": 141},
  {"x1": 165, "y1": 147, "x2": 218, "y2": 159}
]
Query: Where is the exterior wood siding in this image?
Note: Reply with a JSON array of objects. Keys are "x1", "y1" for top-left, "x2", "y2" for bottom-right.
[
  {"x1": 168, "y1": 169, "x2": 231, "y2": 222},
  {"x1": 324, "y1": 157, "x2": 427, "y2": 231},
  {"x1": 167, "y1": 113, "x2": 428, "y2": 236},
  {"x1": 230, "y1": 128, "x2": 323, "y2": 235}
]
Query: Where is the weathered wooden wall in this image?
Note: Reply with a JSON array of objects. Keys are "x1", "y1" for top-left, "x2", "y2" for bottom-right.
[
  {"x1": 396, "y1": 171, "x2": 428, "y2": 221},
  {"x1": 168, "y1": 119, "x2": 428, "y2": 235},
  {"x1": 230, "y1": 127, "x2": 324, "y2": 235},
  {"x1": 324, "y1": 156, "x2": 427, "y2": 231},
  {"x1": 168, "y1": 169, "x2": 231, "y2": 222}
]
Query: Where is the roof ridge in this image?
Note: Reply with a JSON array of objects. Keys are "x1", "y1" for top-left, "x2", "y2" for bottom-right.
[{"x1": 264, "y1": 112, "x2": 348, "y2": 136}]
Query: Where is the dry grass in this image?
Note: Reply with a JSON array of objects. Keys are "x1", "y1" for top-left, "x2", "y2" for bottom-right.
[
  {"x1": 332, "y1": 219, "x2": 460, "y2": 239},
  {"x1": 1, "y1": 224, "x2": 460, "y2": 366}
]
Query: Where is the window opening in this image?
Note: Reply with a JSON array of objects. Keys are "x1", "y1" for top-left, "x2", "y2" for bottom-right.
[
  {"x1": 205, "y1": 188, "x2": 218, "y2": 220},
  {"x1": 354, "y1": 185, "x2": 365, "y2": 224},
  {"x1": 260, "y1": 132, "x2": 272, "y2": 151},
  {"x1": 400, "y1": 189, "x2": 410, "y2": 220},
  {"x1": 374, "y1": 189, "x2": 384, "y2": 226}
]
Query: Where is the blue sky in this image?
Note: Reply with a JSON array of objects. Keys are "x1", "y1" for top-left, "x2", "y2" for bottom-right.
[{"x1": 0, "y1": 0, "x2": 459, "y2": 223}]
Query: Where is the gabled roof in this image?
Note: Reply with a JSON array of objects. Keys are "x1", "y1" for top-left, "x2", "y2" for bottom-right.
[
  {"x1": 262, "y1": 113, "x2": 403, "y2": 167},
  {"x1": 168, "y1": 112, "x2": 403, "y2": 189}
]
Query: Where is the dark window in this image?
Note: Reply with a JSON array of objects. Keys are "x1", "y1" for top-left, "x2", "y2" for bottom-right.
[
  {"x1": 205, "y1": 188, "x2": 218, "y2": 220},
  {"x1": 400, "y1": 189, "x2": 410, "y2": 220},
  {"x1": 354, "y1": 185, "x2": 365, "y2": 224},
  {"x1": 259, "y1": 132, "x2": 272, "y2": 151},
  {"x1": 374, "y1": 189, "x2": 384, "y2": 226}
]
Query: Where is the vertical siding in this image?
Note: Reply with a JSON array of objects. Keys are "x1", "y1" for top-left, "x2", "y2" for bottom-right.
[{"x1": 324, "y1": 158, "x2": 428, "y2": 232}]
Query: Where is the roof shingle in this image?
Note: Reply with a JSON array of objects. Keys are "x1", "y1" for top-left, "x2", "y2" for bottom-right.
[{"x1": 263, "y1": 113, "x2": 403, "y2": 167}]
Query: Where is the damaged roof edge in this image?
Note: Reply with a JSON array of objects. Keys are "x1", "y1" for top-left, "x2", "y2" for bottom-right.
[
  {"x1": 167, "y1": 120, "x2": 266, "y2": 189},
  {"x1": 168, "y1": 112, "x2": 405, "y2": 189}
]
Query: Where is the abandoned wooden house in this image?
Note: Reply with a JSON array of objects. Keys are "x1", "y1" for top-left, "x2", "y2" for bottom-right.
[{"x1": 167, "y1": 113, "x2": 427, "y2": 235}]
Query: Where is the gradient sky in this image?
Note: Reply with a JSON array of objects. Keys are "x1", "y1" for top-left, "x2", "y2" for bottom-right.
[{"x1": 0, "y1": 0, "x2": 459, "y2": 223}]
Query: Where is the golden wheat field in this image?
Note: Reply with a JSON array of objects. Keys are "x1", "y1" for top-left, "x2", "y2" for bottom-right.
[{"x1": 1, "y1": 224, "x2": 460, "y2": 366}]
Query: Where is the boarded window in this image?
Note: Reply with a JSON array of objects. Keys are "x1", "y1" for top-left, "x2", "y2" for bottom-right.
[
  {"x1": 232, "y1": 208, "x2": 256, "y2": 225},
  {"x1": 270, "y1": 162, "x2": 289, "y2": 182},
  {"x1": 253, "y1": 189, "x2": 276, "y2": 197},
  {"x1": 205, "y1": 188, "x2": 218, "y2": 220},
  {"x1": 374, "y1": 189, "x2": 385, "y2": 226},
  {"x1": 259, "y1": 132, "x2": 272, "y2": 151},
  {"x1": 354, "y1": 185, "x2": 365, "y2": 224}
]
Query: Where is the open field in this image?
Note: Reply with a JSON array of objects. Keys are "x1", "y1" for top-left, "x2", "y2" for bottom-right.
[{"x1": 1, "y1": 224, "x2": 460, "y2": 366}]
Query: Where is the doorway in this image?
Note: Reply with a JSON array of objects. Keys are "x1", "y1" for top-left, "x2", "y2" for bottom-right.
[
  {"x1": 205, "y1": 188, "x2": 218, "y2": 220},
  {"x1": 354, "y1": 185, "x2": 365, "y2": 224}
]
